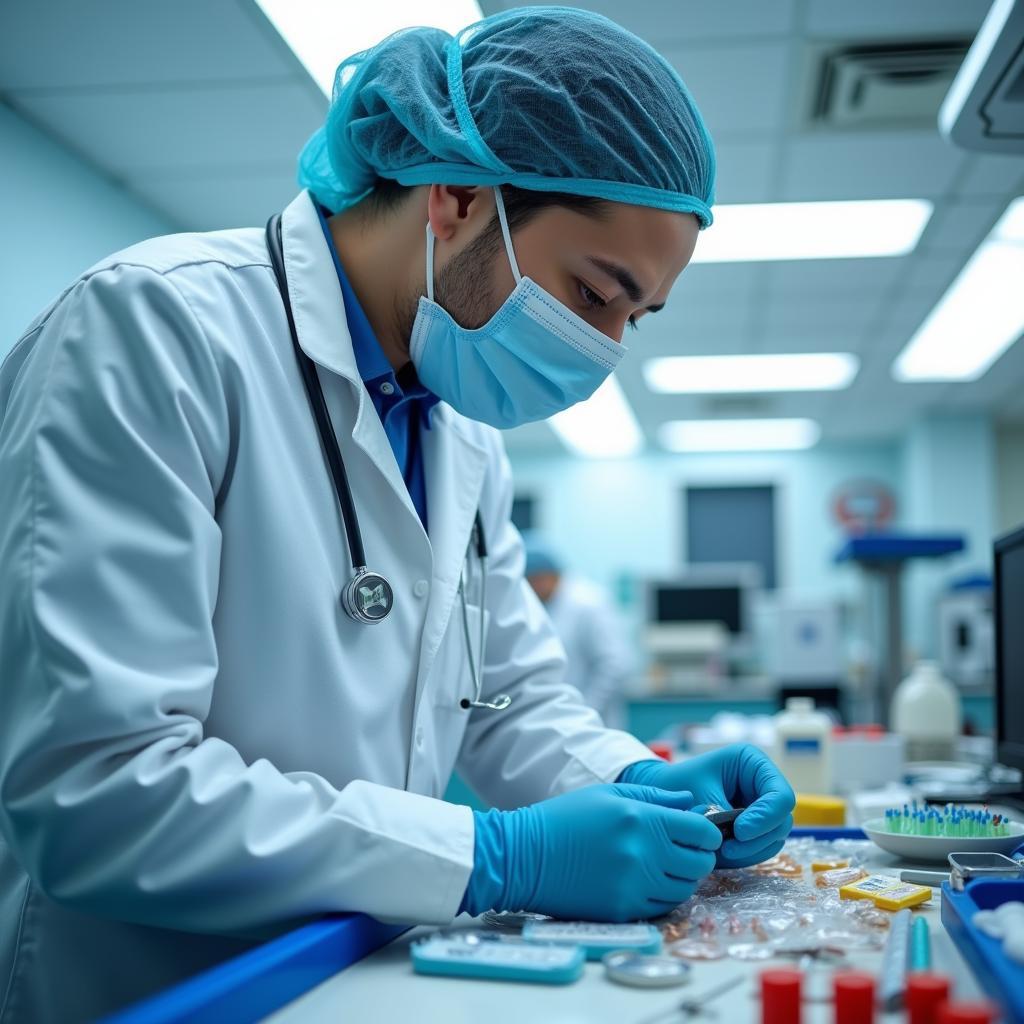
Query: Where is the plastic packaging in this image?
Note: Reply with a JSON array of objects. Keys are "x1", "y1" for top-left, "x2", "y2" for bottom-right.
[
  {"x1": 891, "y1": 660, "x2": 962, "y2": 762},
  {"x1": 816, "y1": 867, "x2": 868, "y2": 889},
  {"x1": 839, "y1": 874, "x2": 932, "y2": 911},
  {"x1": 774, "y1": 697, "x2": 833, "y2": 793}
]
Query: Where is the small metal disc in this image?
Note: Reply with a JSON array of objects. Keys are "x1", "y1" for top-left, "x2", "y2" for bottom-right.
[{"x1": 603, "y1": 951, "x2": 692, "y2": 988}]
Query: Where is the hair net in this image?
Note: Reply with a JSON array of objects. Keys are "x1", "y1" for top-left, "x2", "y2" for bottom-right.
[
  {"x1": 297, "y1": 5, "x2": 715, "y2": 225},
  {"x1": 522, "y1": 533, "x2": 563, "y2": 577}
]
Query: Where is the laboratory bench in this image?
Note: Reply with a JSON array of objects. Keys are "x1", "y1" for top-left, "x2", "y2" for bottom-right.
[{"x1": 107, "y1": 837, "x2": 995, "y2": 1024}]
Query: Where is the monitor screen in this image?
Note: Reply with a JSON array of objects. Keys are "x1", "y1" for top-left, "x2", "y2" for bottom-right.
[
  {"x1": 996, "y1": 526, "x2": 1024, "y2": 770},
  {"x1": 654, "y1": 585, "x2": 743, "y2": 634}
]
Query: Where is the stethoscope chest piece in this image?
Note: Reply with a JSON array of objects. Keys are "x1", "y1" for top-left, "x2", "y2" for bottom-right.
[{"x1": 342, "y1": 568, "x2": 394, "y2": 624}]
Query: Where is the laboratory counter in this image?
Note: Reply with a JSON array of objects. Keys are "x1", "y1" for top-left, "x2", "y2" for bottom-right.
[{"x1": 261, "y1": 844, "x2": 986, "y2": 1024}]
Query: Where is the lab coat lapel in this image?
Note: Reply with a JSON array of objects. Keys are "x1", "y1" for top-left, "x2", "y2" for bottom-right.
[
  {"x1": 417, "y1": 408, "x2": 489, "y2": 678},
  {"x1": 279, "y1": 190, "x2": 422, "y2": 530}
]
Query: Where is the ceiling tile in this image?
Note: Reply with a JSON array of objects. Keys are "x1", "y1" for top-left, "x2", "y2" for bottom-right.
[
  {"x1": 780, "y1": 132, "x2": 967, "y2": 201},
  {"x1": 762, "y1": 258, "x2": 906, "y2": 297},
  {"x1": 12, "y1": 81, "x2": 325, "y2": 175},
  {"x1": 916, "y1": 198, "x2": 1004, "y2": 255},
  {"x1": 0, "y1": 0, "x2": 303, "y2": 90},
  {"x1": 662, "y1": 42, "x2": 791, "y2": 138},
  {"x1": 803, "y1": 0, "x2": 990, "y2": 39},
  {"x1": 954, "y1": 155, "x2": 1024, "y2": 199},
  {"x1": 713, "y1": 142, "x2": 780, "y2": 203}
]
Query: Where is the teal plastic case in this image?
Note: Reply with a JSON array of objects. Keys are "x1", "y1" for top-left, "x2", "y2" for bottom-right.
[
  {"x1": 411, "y1": 934, "x2": 585, "y2": 984},
  {"x1": 522, "y1": 921, "x2": 662, "y2": 961}
]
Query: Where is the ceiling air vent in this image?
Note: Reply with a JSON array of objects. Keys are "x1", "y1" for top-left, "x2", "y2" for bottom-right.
[{"x1": 808, "y1": 40, "x2": 971, "y2": 131}]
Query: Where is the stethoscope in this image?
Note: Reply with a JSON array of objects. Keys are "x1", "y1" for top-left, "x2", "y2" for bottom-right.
[{"x1": 265, "y1": 214, "x2": 511, "y2": 712}]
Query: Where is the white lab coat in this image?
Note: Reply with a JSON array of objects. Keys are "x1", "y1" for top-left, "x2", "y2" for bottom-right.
[
  {"x1": 0, "y1": 191, "x2": 652, "y2": 1024},
  {"x1": 545, "y1": 577, "x2": 634, "y2": 728}
]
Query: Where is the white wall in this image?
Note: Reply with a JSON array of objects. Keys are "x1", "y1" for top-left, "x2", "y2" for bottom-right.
[
  {"x1": 507, "y1": 441, "x2": 902, "y2": 601},
  {"x1": 0, "y1": 103, "x2": 175, "y2": 359},
  {"x1": 996, "y1": 424, "x2": 1024, "y2": 535}
]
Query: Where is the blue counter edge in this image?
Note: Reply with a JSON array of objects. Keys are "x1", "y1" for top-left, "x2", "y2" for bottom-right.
[{"x1": 99, "y1": 914, "x2": 409, "y2": 1024}]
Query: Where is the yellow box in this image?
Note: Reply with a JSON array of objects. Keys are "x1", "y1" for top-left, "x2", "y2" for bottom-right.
[
  {"x1": 839, "y1": 874, "x2": 932, "y2": 911},
  {"x1": 811, "y1": 859, "x2": 850, "y2": 872},
  {"x1": 793, "y1": 793, "x2": 846, "y2": 826}
]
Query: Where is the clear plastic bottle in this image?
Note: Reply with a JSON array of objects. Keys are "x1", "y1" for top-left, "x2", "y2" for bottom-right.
[
  {"x1": 891, "y1": 660, "x2": 962, "y2": 762},
  {"x1": 773, "y1": 697, "x2": 833, "y2": 794}
]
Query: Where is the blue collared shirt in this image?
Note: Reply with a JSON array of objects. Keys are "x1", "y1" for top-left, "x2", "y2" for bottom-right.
[{"x1": 315, "y1": 205, "x2": 438, "y2": 531}]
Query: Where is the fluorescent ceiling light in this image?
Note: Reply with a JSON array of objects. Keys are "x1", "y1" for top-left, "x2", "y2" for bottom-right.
[
  {"x1": 892, "y1": 197, "x2": 1024, "y2": 382},
  {"x1": 255, "y1": 0, "x2": 483, "y2": 95},
  {"x1": 659, "y1": 419, "x2": 821, "y2": 452},
  {"x1": 644, "y1": 353, "x2": 859, "y2": 394},
  {"x1": 549, "y1": 377, "x2": 643, "y2": 458},
  {"x1": 691, "y1": 200, "x2": 933, "y2": 263}
]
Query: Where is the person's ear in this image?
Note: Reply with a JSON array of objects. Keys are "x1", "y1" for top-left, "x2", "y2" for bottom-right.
[{"x1": 427, "y1": 185, "x2": 491, "y2": 242}]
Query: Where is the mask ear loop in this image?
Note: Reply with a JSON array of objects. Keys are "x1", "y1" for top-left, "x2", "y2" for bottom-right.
[
  {"x1": 425, "y1": 224, "x2": 436, "y2": 302},
  {"x1": 492, "y1": 186, "x2": 522, "y2": 285}
]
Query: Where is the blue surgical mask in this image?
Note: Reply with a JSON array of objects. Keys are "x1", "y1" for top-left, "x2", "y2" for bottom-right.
[{"x1": 409, "y1": 187, "x2": 626, "y2": 429}]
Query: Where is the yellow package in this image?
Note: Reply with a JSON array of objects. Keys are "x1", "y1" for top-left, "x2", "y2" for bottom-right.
[
  {"x1": 793, "y1": 794, "x2": 846, "y2": 826},
  {"x1": 812, "y1": 859, "x2": 850, "y2": 872},
  {"x1": 839, "y1": 874, "x2": 931, "y2": 910}
]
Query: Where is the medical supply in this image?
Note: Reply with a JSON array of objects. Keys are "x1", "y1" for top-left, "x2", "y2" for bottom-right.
[
  {"x1": 901, "y1": 870, "x2": 950, "y2": 886},
  {"x1": 878, "y1": 909, "x2": 912, "y2": 1011},
  {"x1": 839, "y1": 875, "x2": 932, "y2": 911},
  {"x1": 911, "y1": 916, "x2": 932, "y2": 970},
  {"x1": 831, "y1": 730, "x2": 906, "y2": 796},
  {"x1": 704, "y1": 804, "x2": 743, "y2": 841},
  {"x1": 774, "y1": 698, "x2": 833, "y2": 794},
  {"x1": 760, "y1": 968, "x2": 802, "y2": 1024},
  {"x1": 481, "y1": 910, "x2": 548, "y2": 931},
  {"x1": 753, "y1": 852, "x2": 804, "y2": 877},
  {"x1": 969, "y1": 901, "x2": 1024, "y2": 964},
  {"x1": 849, "y1": 784, "x2": 916, "y2": 827},
  {"x1": 816, "y1": 866, "x2": 868, "y2": 889},
  {"x1": 891, "y1": 661, "x2": 962, "y2": 761},
  {"x1": 906, "y1": 973, "x2": 952, "y2": 1024},
  {"x1": 602, "y1": 951, "x2": 691, "y2": 988},
  {"x1": 812, "y1": 859, "x2": 850, "y2": 872},
  {"x1": 410, "y1": 931, "x2": 585, "y2": 984},
  {"x1": 523, "y1": 921, "x2": 661, "y2": 960},
  {"x1": 266, "y1": 215, "x2": 511, "y2": 710},
  {"x1": 637, "y1": 976, "x2": 745, "y2": 1024},
  {"x1": 948, "y1": 852, "x2": 1024, "y2": 890},
  {"x1": 937, "y1": 1003, "x2": 998, "y2": 1024},
  {"x1": 863, "y1": 816, "x2": 1024, "y2": 862},
  {"x1": 793, "y1": 794, "x2": 846, "y2": 826},
  {"x1": 833, "y1": 971, "x2": 875, "y2": 1024},
  {"x1": 884, "y1": 803, "x2": 1013, "y2": 837}
]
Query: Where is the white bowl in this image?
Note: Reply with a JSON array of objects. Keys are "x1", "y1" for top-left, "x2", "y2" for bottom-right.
[{"x1": 862, "y1": 818, "x2": 1024, "y2": 863}]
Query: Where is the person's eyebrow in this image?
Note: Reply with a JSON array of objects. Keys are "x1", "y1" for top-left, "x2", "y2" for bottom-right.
[{"x1": 586, "y1": 256, "x2": 664, "y2": 313}]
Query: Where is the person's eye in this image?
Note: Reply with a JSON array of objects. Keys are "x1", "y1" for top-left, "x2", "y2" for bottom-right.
[{"x1": 577, "y1": 281, "x2": 606, "y2": 309}]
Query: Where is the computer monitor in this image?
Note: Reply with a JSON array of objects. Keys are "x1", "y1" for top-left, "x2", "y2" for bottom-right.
[
  {"x1": 645, "y1": 564, "x2": 760, "y2": 640},
  {"x1": 995, "y1": 523, "x2": 1024, "y2": 773}
]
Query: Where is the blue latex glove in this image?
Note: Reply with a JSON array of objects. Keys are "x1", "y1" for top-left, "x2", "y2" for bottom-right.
[
  {"x1": 460, "y1": 783, "x2": 722, "y2": 921},
  {"x1": 618, "y1": 744, "x2": 795, "y2": 869}
]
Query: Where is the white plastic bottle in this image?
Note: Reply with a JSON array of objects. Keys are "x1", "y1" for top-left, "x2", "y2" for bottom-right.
[
  {"x1": 891, "y1": 660, "x2": 962, "y2": 762},
  {"x1": 773, "y1": 697, "x2": 833, "y2": 794}
]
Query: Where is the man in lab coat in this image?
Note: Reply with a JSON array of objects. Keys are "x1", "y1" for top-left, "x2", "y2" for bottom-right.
[
  {"x1": 525, "y1": 535, "x2": 634, "y2": 728},
  {"x1": 0, "y1": 8, "x2": 795, "y2": 1022}
]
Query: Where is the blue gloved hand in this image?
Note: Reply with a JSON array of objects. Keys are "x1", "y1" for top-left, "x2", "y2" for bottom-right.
[
  {"x1": 618, "y1": 745, "x2": 795, "y2": 869},
  {"x1": 460, "y1": 783, "x2": 722, "y2": 921}
]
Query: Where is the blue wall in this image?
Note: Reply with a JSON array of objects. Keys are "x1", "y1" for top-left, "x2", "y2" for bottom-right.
[{"x1": 0, "y1": 103, "x2": 176, "y2": 358}]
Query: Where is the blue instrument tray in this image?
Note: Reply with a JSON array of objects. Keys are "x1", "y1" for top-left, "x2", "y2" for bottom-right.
[{"x1": 941, "y1": 878, "x2": 1024, "y2": 1024}]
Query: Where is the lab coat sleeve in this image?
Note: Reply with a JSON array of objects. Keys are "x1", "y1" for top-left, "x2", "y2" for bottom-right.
[
  {"x1": 0, "y1": 264, "x2": 472, "y2": 933},
  {"x1": 453, "y1": 435, "x2": 653, "y2": 810}
]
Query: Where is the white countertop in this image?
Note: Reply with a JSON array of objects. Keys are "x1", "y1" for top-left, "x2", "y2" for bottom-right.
[{"x1": 263, "y1": 845, "x2": 988, "y2": 1024}]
